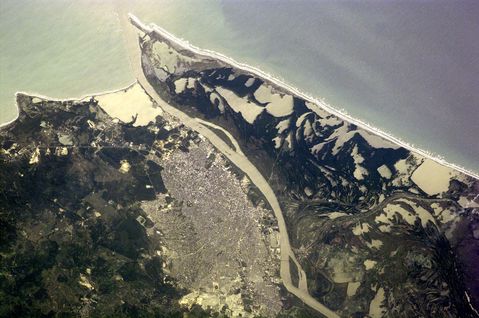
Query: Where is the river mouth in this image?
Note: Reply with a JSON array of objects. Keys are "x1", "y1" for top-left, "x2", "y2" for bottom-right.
[
  {"x1": 2, "y1": 1, "x2": 478, "y2": 173},
  {"x1": 2, "y1": 4, "x2": 478, "y2": 317},
  {"x1": 128, "y1": 11, "x2": 479, "y2": 317}
]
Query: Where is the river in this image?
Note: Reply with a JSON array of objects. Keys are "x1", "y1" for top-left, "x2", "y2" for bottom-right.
[
  {"x1": 1, "y1": 1, "x2": 477, "y2": 177},
  {"x1": 122, "y1": 10, "x2": 339, "y2": 317}
]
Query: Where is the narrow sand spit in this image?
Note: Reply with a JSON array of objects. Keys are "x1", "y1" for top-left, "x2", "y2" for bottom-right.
[
  {"x1": 128, "y1": 13, "x2": 479, "y2": 180},
  {"x1": 122, "y1": 12, "x2": 340, "y2": 318}
]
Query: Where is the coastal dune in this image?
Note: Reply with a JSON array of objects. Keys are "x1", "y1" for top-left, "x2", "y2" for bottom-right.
[
  {"x1": 127, "y1": 13, "x2": 479, "y2": 317},
  {"x1": 129, "y1": 13, "x2": 479, "y2": 181}
]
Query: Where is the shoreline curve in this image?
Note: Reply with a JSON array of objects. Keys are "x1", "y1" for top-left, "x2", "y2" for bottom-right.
[
  {"x1": 129, "y1": 13, "x2": 479, "y2": 180},
  {"x1": 0, "y1": 81, "x2": 138, "y2": 130},
  {"x1": 1, "y1": 14, "x2": 476, "y2": 180}
]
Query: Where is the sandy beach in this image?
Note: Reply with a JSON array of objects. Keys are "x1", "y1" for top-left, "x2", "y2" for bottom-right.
[
  {"x1": 129, "y1": 14, "x2": 478, "y2": 181},
  {"x1": 2, "y1": 13, "x2": 476, "y2": 181},
  {"x1": 0, "y1": 82, "x2": 139, "y2": 130},
  {"x1": 1, "y1": 11, "x2": 476, "y2": 317}
]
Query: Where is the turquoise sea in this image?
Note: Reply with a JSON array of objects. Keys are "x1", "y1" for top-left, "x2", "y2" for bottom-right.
[{"x1": 1, "y1": 0, "x2": 478, "y2": 173}]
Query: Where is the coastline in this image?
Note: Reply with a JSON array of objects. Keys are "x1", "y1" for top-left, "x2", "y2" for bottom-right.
[
  {"x1": 0, "y1": 81, "x2": 137, "y2": 130},
  {"x1": 1, "y1": 13, "x2": 476, "y2": 180},
  {"x1": 129, "y1": 14, "x2": 479, "y2": 181},
  {"x1": 0, "y1": 11, "x2": 476, "y2": 316}
]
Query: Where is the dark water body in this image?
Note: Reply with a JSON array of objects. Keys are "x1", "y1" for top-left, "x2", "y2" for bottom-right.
[{"x1": 1, "y1": 0, "x2": 477, "y2": 173}]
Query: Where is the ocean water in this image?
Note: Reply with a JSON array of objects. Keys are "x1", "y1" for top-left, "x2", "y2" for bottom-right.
[
  {"x1": 1, "y1": 0, "x2": 478, "y2": 173},
  {"x1": 0, "y1": 0, "x2": 133, "y2": 121}
]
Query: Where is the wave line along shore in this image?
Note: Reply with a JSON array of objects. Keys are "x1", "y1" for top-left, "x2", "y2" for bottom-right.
[
  {"x1": 0, "y1": 82, "x2": 138, "y2": 130},
  {"x1": 128, "y1": 13, "x2": 479, "y2": 181}
]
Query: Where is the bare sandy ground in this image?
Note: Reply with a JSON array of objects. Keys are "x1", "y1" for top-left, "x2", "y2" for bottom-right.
[
  {"x1": 411, "y1": 159, "x2": 457, "y2": 196},
  {"x1": 95, "y1": 82, "x2": 162, "y2": 126},
  {"x1": 124, "y1": 13, "x2": 339, "y2": 318},
  {"x1": 128, "y1": 13, "x2": 478, "y2": 181}
]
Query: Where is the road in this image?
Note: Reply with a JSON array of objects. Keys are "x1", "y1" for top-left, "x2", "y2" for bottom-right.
[{"x1": 117, "y1": 9, "x2": 339, "y2": 318}]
